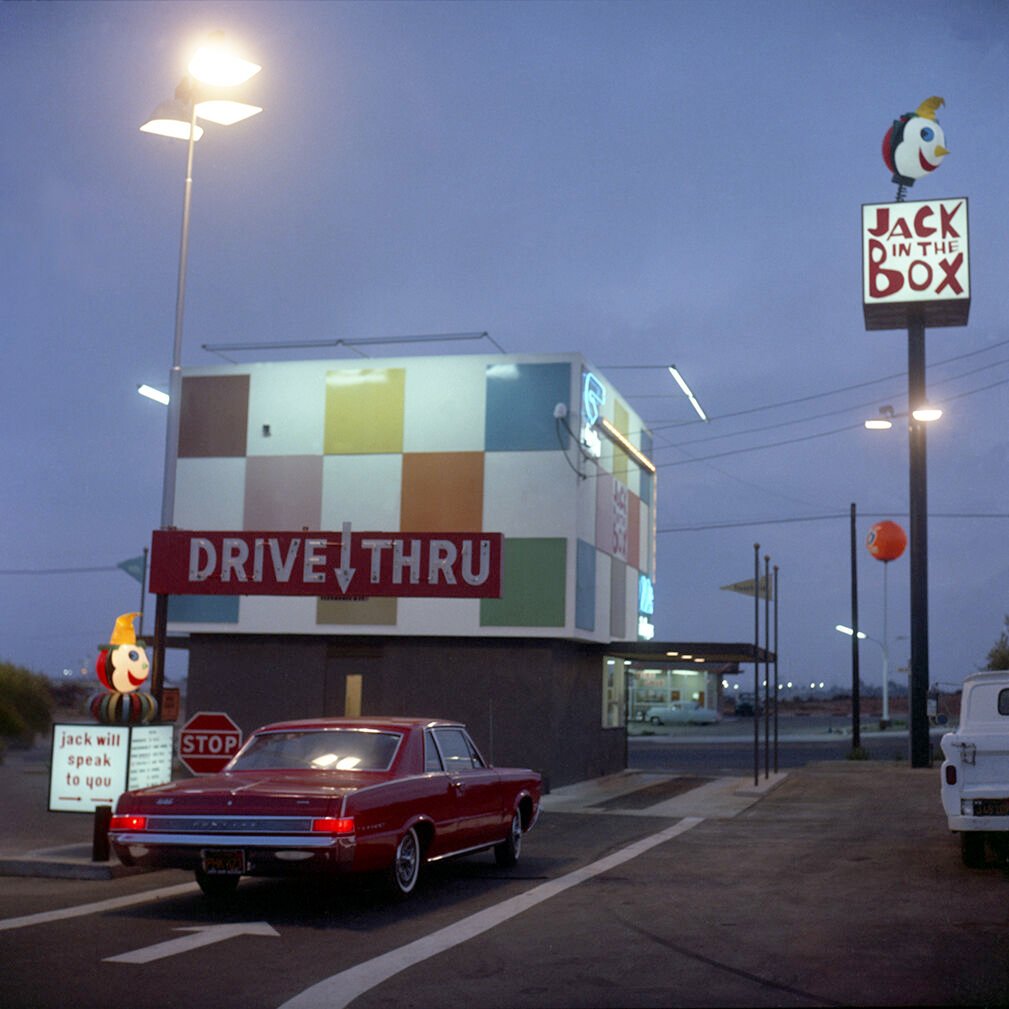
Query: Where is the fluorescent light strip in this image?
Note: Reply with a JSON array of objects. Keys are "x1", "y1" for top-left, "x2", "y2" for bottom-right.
[
  {"x1": 137, "y1": 384, "x2": 170, "y2": 405},
  {"x1": 668, "y1": 366, "x2": 708, "y2": 422},
  {"x1": 598, "y1": 418, "x2": 656, "y2": 474}
]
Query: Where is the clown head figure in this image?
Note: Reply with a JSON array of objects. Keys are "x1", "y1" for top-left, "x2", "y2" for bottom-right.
[
  {"x1": 96, "y1": 612, "x2": 150, "y2": 693},
  {"x1": 882, "y1": 96, "x2": 949, "y2": 193}
]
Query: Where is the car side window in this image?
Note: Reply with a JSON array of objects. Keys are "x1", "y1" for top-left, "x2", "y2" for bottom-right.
[
  {"x1": 433, "y1": 728, "x2": 485, "y2": 770},
  {"x1": 998, "y1": 689, "x2": 1009, "y2": 716},
  {"x1": 424, "y1": 731, "x2": 444, "y2": 772}
]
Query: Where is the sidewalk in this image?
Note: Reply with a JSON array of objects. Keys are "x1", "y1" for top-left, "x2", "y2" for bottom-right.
[{"x1": 0, "y1": 744, "x2": 142, "y2": 879}]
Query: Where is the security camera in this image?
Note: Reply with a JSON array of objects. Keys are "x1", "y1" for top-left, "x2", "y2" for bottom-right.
[{"x1": 553, "y1": 402, "x2": 568, "y2": 419}]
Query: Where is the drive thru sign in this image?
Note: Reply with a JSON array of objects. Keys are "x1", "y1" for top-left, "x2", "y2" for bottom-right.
[{"x1": 179, "y1": 711, "x2": 242, "y2": 775}]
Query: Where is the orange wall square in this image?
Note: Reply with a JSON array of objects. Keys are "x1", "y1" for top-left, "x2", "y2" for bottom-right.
[{"x1": 401, "y1": 452, "x2": 484, "y2": 532}]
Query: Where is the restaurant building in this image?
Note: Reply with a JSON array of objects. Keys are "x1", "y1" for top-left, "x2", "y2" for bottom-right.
[{"x1": 160, "y1": 352, "x2": 658, "y2": 787}]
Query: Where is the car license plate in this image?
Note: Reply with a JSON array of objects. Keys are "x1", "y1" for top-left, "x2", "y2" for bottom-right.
[
  {"x1": 201, "y1": 849, "x2": 246, "y2": 875},
  {"x1": 973, "y1": 799, "x2": 1009, "y2": 817}
]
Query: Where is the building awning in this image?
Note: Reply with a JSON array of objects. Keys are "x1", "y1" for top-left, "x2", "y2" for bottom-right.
[{"x1": 605, "y1": 641, "x2": 775, "y2": 665}]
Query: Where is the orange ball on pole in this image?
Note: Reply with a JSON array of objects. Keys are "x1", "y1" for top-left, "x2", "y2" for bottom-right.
[{"x1": 866, "y1": 520, "x2": 907, "y2": 562}]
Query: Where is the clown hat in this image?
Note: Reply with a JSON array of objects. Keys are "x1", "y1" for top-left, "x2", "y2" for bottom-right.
[{"x1": 108, "y1": 612, "x2": 140, "y2": 647}]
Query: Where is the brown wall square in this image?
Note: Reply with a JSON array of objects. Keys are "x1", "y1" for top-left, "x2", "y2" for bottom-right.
[{"x1": 178, "y1": 375, "x2": 250, "y2": 458}]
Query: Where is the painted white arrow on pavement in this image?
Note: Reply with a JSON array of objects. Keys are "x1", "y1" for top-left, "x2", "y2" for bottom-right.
[{"x1": 104, "y1": 922, "x2": 279, "y2": 964}]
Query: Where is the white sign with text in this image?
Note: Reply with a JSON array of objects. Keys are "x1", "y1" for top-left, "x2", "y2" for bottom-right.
[{"x1": 49, "y1": 723, "x2": 173, "y2": 813}]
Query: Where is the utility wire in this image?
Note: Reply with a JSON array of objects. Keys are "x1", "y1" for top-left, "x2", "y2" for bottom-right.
[
  {"x1": 659, "y1": 512, "x2": 1009, "y2": 533},
  {"x1": 0, "y1": 565, "x2": 119, "y2": 575}
]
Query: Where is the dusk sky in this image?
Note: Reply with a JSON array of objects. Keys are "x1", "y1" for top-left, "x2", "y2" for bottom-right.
[{"x1": 3, "y1": 0, "x2": 1008, "y2": 693}]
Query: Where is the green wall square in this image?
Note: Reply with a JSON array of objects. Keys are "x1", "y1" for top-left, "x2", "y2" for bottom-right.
[{"x1": 481, "y1": 538, "x2": 566, "y2": 627}]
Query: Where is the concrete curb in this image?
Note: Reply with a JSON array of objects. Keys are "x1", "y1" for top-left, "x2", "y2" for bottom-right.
[{"x1": 0, "y1": 843, "x2": 151, "y2": 880}]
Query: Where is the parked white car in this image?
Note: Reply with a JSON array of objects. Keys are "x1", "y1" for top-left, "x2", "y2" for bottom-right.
[
  {"x1": 940, "y1": 670, "x2": 1009, "y2": 867},
  {"x1": 645, "y1": 702, "x2": 719, "y2": 725}
]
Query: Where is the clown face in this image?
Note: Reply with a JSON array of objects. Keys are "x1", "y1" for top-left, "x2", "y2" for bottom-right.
[
  {"x1": 891, "y1": 116, "x2": 948, "y2": 182},
  {"x1": 105, "y1": 643, "x2": 151, "y2": 693}
]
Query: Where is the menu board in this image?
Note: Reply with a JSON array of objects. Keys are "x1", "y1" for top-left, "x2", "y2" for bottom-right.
[{"x1": 126, "y1": 725, "x2": 174, "y2": 791}]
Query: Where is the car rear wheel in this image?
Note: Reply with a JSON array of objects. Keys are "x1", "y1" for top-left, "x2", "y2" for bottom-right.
[
  {"x1": 195, "y1": 870, "x2": 240, "y2": 899},
  {"x1": 388, "y1": 826, "x2": 422, "y2": 897},
  {"x1": 495, "y1": 810, "x2": 522, "y2": 867},
  {"x1": 961, "y1": 831, "x2": 986, "y2": 868},
  {"x1": 649, "y1": 716, "x2": 662, "y2": 725}
]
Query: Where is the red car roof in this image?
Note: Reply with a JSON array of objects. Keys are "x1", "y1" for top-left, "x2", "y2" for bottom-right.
[{"x1": 251, "y1": 716, "x2": 464, "y2": 733}]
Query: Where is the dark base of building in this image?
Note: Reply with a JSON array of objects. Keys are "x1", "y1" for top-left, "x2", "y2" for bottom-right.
[{"x1": 185, "y1": 634, "x2": 627, "y2": 790}]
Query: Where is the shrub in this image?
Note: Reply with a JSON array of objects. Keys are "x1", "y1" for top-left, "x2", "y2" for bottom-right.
[{"x1": 0, "y1": 661, "x2": 54, "y2": 740}]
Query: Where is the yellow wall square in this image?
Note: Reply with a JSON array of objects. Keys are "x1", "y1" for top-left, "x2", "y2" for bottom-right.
[
  {"x1": 613, "y1": 400, "x2": 629, "y2": 484},
  {"x1": 325, "y1": 368, "x2": 405, "y2": 454}
]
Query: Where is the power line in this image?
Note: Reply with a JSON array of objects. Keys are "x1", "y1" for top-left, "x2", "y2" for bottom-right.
[
  {"x1": 659, "y1": 512, "x2": 1009, "y2": 533},
  {"x1": 0, "y1": 566, "x2": 119, "y2": 576},
  {"x1": 617, "y1": 335, "x2": 1009, "y2": 424}
]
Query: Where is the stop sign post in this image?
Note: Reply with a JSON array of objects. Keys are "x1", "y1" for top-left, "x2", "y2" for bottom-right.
[{"x1": 179, "y1": 711, "x2": 243, "y2": 775}]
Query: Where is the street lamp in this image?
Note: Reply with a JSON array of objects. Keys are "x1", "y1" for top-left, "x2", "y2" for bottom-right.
[
  {"x1": 835, "y1": 624, "x2": 891, "y2": 723},
  {"x1": 141, "y1": 35, "x2": 263, "y2": 706}
]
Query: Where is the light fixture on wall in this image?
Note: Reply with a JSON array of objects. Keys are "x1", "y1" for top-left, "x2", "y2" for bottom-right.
[{"x1": 668, "y1": 365, "x2": 708, "y2": 422}]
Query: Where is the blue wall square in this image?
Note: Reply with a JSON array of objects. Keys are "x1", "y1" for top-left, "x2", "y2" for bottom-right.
[
  {"x1": 576, "y1": 539, "x2": 596, "y2": 631},
  {"x1": 485, "y1": 362, "x2": 571, "y2": 452},
  {"x1": 168, "y1": 595, "x2": 240, "y2": 624}
]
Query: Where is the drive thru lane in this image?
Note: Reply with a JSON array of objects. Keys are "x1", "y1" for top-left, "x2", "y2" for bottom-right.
[{"x1": 2, "y1": 764, "x2": 1008, "y2": 1008}]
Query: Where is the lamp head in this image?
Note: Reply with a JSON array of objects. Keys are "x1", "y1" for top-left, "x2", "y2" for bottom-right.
[{"x1": 139, "y1": 98, "x2": 204, "y2": 141}]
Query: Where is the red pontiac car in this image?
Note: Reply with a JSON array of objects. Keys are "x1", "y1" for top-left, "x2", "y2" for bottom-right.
[{"x1": 110, "y1": 717, "x2": 541, "y2": 899}]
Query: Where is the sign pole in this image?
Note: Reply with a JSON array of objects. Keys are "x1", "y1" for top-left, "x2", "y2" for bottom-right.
[
  {"x1": 151, "y1": 592, "x2": 168, "y2": 720},
  {"x1": 752, "y1": 542, "x2": 759, "y2": 787},
  {"x1": 763, "y1": 554, "x2": 771, "y2": 779},
  {"x1": 908, "y1": 317, "x2": 931, "y2": 766},
  {"x1": 850, "y1": 503, "x2": 861, "y2": 751},
  {"x1": 773, "y1": 564, "x2": 779, "y2": 774}
]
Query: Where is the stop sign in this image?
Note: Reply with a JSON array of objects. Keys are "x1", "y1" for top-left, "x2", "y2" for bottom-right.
[{"x1": 179, "y1": 711, "x2": 243, "y2": 775}]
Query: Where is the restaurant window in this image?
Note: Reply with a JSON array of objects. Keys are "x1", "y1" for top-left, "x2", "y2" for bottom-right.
[{"x1": 603, "y1": 657, "x2": 626, "y2": 728}]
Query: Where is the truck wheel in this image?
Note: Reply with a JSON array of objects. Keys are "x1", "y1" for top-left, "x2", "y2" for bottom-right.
[{"x1": 960, "y1": 832, "x2": 986, "y2": 868}]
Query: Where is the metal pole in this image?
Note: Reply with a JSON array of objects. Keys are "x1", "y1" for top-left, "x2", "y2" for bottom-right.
[
  {"x1": 753, "y1": 542, "x2": 760, "y2": 787},
  {"x1": 773, "y1": 564, "x2": 779, "y2": 774},
  {"x1": 850, "y1": 503, "x2": 861, "y2": 751},
  {"x1": 882, "y1": 560, "x2": 890, "y2": 726},
  {"x1": 152, "y1": 87, "x2": 197, "y2": 719},
  {"x1": 138, "y1": 547, "x2": 149, "y2": 637},
  {"x1": 764, "y1": 554, "x2": 770, "y2": 779},
  {"x1": 908, "y1": 317, "x2": 931, "y2": 767},
  {"x1": 161, "y1": 88, "x2": 197, "y2": 528}
]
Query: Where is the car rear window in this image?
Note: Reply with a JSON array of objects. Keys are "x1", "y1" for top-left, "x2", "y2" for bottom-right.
[{"x1": 230, "y1": 729, "x2": 402, "y2": 771}]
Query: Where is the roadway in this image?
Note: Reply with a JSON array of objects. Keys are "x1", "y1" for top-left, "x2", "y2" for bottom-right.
[{"x1": 628, "y1": 715, "x2": 951, "y2": 774}]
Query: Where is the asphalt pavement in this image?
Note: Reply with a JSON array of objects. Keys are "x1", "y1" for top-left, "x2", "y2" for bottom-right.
[{"x1": 3, "y1": 721, "x2": 1009, "y2": 1006}]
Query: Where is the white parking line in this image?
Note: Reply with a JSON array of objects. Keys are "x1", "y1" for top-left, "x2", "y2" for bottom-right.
[
  {"x1": 278, "y1": 816, "x2": 704, "y2": 1009},
  {"x1": 0, "y1": 882, "x2": 200, "y2": 932}
]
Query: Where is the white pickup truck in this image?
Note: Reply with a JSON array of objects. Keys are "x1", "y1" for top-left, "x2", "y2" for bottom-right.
[{"x1": 940, "y1": 670, "x2": 1009, "y2": 867}]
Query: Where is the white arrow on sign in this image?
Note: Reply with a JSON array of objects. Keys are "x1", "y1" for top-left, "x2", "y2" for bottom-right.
[
  {"x1": 333, "y1": 520, "x2": 356, "y2": 593},
  {"x1": 104, "y1": 922, "x2": 279, "y2": 964}
]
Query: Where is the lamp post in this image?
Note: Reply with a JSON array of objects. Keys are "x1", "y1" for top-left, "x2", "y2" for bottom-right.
[
  {"x1": 140, "y1": 36, "x2": 262, "y2": 708},
  {"x1": 835, "y1": 624, "x2": 890, "y2": 722},
  {"x1": 865, "y1": 402, "x2": 941, "y2": 760}
]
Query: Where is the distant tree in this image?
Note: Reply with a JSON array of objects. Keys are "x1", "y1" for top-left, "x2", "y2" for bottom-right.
[
  {"x1": 0, "y1": 661, "x2": 53, "y2": 741},
  {"x1": 984, "y1": 615, "x2": 1009, "y2": 671}
]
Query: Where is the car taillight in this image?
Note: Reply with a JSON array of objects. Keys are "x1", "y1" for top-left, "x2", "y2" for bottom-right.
[
  {"x1": 945, "y1": 766, "x2": 957, "y2": 786},
  {"x1": 109, "y1": 815, "x2": 147, "y2": 831},
  {"x1": 311, "y1": 817, "x2": 355, "y2": 835}
]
